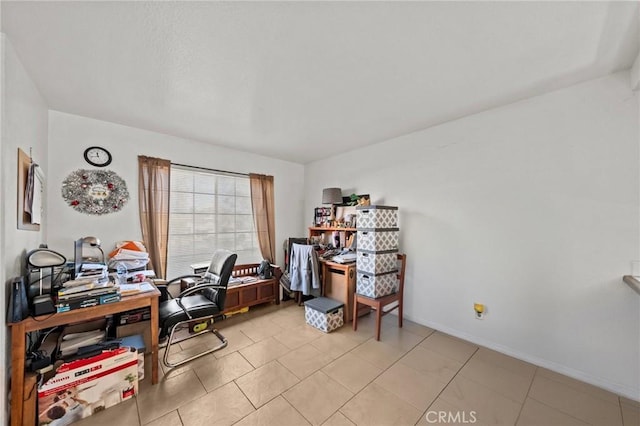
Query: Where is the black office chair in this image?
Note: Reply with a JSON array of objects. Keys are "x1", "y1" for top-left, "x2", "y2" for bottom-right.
[{"x1": 156, "y1": 249, "x2": 237, "y2": 368}]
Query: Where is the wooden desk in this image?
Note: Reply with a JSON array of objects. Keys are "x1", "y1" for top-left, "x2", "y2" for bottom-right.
[
  {"x1": 9, "y1": 287, "x2": 160, "y2": 426},
  {"x1": 321, "y1": 261, "x2": 369, "y2": 322}
]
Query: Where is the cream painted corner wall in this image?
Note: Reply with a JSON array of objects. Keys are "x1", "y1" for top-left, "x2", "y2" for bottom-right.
[
  {"x1": 47, "y1": 111, "x2": 305, "y2": 269},
  {"x1": 2, "y1": 35, "x2": 49, "y2": 424},
  {"x1": 305, "y1": 71, "x2": 640, "y2": 399}
]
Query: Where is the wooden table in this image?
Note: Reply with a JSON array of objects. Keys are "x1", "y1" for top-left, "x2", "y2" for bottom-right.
[
  {"x1": 321, "y1": 260, "x2": 369, "y2": 322},
  {"x1": 9, "y1": 287, "x2": 160, "y2": 426}
]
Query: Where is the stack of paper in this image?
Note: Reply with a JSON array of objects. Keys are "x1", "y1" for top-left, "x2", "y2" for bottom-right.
[
  {"x1": 108, "y1": 247, "x2": 150, "y2": 270},
  {"x1": 76, "y1": 263, "x2": 109, "y2": 284},
  {"x1": 118, "y1": 281, "x2": 155, "y2": 296},
  {"x1": 59, "y1": 330, "x2": 105, "y2": 357}
]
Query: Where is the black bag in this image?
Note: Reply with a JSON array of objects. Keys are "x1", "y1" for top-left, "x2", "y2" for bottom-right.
[{"x1": 257, "y1": 260, "x2": 273, "y2": 279}]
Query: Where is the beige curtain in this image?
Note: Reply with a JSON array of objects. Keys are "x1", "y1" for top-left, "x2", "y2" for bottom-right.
[
  {"x1": 249, "y1": 174, "x2": 276, "y2": 263},
  {"x1": 138, "y1": 156, "x2": 171, "y2": 279}
]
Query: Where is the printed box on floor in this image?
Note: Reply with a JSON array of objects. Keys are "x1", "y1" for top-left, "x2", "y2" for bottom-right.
[{"x1": 37, "y1": 347, "x2": 138, "y2": 425}]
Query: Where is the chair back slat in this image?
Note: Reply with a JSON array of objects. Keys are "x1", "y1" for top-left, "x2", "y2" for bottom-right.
[{"x1": 397, "y1": 253, "x2": 407, "y2": 296}]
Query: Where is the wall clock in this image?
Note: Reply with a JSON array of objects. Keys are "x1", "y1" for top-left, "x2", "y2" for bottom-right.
[
  {"x1": 61, "y1": 169, "x2": 129, "y2": 215},
  {"x1": 83, "y1": 146, "x2": 112, "y2": 167}
]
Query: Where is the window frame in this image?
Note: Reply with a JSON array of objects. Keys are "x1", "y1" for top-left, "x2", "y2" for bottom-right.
[{"x1": 166, "y1": 164, "x2": 259, "y2": 278}]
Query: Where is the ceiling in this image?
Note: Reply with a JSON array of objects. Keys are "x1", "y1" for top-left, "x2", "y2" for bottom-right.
[{"x1": 2, "y1": 1, "x2": 638, "y2": 164}]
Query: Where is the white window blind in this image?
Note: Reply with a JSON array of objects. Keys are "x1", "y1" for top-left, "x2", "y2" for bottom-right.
[{"x1": 167, "y1": 166, "x2": 260, "y2": 278}]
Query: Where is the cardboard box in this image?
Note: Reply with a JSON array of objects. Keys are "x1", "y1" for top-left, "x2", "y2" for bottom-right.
[
  {"x1": 38, "y1": 348, "x2": 138, "y2": 425},
  {"x1": 356, "y1": 250, "x2": 398, "y2": 275},
  {"x1": 356, "y1": 205, "x2": 398, "y2": 228},
  {"x1": 356, "y1": 270, "x2": 398, "y2": 298},
  {"x1": 356, "y1": 229, "x2": 399, "y2": 252},
  {"x1": 119, "y1": 334, "x2": 146, "y2": 381},
  {"x1": 116, "y1": 321, "x2": 151, "y2": 355}
]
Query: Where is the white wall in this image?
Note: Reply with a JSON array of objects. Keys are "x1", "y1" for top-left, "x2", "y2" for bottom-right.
[
  {"x1": 1, "y1": 34, "x2": 49, "y2": 424},
  {"x1": 305, "y1": 71, "x2": 640, "y2": 399},
  {"x1": 47, "y1": 111, "x2": 305, "y2": 270}
]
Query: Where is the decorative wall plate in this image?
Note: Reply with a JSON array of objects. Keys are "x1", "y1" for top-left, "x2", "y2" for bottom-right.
[{"x1": 61, "y1": 169, "x2": 129, "y2": 215}]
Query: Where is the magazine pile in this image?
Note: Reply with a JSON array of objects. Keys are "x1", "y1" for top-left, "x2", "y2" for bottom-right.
[{"x1": 56, "y1": 264, "x2": 120, "y2": 313}]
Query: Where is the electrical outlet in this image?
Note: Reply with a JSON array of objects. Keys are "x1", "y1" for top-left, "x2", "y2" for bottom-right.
[{"x1": 474, "y1": 303, "x2": 485, "y2": 319}]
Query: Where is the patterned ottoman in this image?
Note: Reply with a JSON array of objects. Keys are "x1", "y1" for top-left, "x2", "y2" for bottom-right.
[{"x1": 304, "y1": 297, "x2": 344, "y2": 333}]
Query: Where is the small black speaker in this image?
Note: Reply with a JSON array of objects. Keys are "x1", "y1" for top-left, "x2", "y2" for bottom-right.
[{"x1": 7, "y1": 276, "x2": 28, "y2": 323}]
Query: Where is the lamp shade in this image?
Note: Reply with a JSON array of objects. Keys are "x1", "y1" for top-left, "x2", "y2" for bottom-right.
[
  {"x1": 82, "y1": 236, "x2": 101, "y2": 247},
  {"x1": 322, "y1": 188, "x2": 343, "y2": 204}
]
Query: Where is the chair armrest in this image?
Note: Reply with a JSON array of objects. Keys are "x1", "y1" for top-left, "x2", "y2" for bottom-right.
[
  {"x1": 155, "y1": 284, "x2": 170, "y2": 302},
  {"x1": 179, "y1": 283, "x2": 226, "y2": 298},
  {"x1": 166, "y1": 274, "x2": 203, "y2": 286}
]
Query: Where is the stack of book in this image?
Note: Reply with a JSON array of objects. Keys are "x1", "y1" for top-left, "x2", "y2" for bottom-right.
[
  {"x1": 56, "y1": 267, "x2": 121, "y2": 313},
  {"x1": 75, "y1": 263, "x2": 109, "y2": 284}
]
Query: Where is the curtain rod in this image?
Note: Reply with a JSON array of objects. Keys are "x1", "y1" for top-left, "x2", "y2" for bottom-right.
[{"x1": 171, "y1": 162, "x2": 250, "y2": 177}]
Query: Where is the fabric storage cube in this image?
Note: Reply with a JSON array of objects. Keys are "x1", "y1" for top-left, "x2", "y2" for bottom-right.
[
  {"x1": 356, "y1": 205, "x2": 398, "y2": 229},
  {"x1": 356, "y1": 250, "x2": 398, "y2": 274},
  {"x1": 357, "y1": 270, "x2": 398, "y2": 298},
  {"x1": 304, "y1": 297, "x2": 344, "y2": 333},
  {"x1": 357, "y1": 228, "x2": 399, "y2": 252}
]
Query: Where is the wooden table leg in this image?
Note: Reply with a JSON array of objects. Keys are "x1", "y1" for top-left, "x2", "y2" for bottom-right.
[
  {"x1": 11, "y1": 322, "x2": 26, "y2": 426},
  {"x1": 274, "y1": 268, "x2": 281, "y2": 305},
  {"x1": 149, "y1": 296, "x2": 159, "y2": 384}
]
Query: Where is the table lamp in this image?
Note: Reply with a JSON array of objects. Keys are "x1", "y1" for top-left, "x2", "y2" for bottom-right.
[
  {"x1": 322, "y1": 187, "x2": 342, "y2": 225},
  {"x1": 79, "y1": 236, "x2": 105, "y2": 263},
  {"x1": 322, "y1": 187, "x2": 343, "y2": 205}
]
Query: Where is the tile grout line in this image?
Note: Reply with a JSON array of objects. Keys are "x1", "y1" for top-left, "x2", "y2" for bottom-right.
[
  {"x1": 281, "y1": 332, "x2": 379, "y2": 426},
  {"x1": 415, "y1": 345, "x2": 480, "y2": 426},
  {"x1": 617, "y1": 396, "x2": 625, "y2": 426},
  {"x1": 327, "y1": 329, "x2": 433, "y2": 425},
  {"x1": 512, "y1": 365, "x2": 539, "y2": 425},
  {"x1": 274, "y1": 329, "x2": 380, "y2": 425}
]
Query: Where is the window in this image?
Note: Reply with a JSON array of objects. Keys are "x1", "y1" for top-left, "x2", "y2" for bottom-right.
[{"x1": 166, "y1": 166, "x2": 260, "y2": 277}]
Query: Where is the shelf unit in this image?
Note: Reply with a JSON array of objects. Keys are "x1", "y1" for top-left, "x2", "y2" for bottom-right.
[{"x1": 308, "y1": 227, "x2": 357, "y2": 248}]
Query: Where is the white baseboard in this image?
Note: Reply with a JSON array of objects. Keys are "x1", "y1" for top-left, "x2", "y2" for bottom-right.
[{"x1": 402, "y1": 313, "x2": 640, "y2": 402}]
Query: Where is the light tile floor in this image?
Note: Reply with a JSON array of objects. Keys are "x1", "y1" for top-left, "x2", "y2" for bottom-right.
[{"x1": 75, "y1": 301, "x2": 639, "y2": 426}]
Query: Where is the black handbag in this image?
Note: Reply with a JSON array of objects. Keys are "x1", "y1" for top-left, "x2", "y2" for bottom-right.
[{"x1": 257, "y1": 260, "x2": 273, "y2": 279}]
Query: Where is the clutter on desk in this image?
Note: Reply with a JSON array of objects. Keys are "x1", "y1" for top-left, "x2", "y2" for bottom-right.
[
  {"x1": 330, "y1": 250, "x2": 357, "y2": 264},
  {"x1": 12, "y1": 238, "x2": 157, "y2": 320},
  {"x1": 56, "y1": 263, "x2": 119, "y2": 313},
  {"x1": 107, "y1": 240, "x2": 150, "y2": 272}
]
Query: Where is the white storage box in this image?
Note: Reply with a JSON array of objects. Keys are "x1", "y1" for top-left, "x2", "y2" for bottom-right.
[
  {"x1": 357, "y1": 250, "x2": 398, "y2": 275},
  {"x1": 357, "y1": 229, "x2": 399, "y2": 252},
  {"x1": 304, "y1": 297, "x2": 344, "y2": 333},
  {"x1": 356, "y1": 205, "x2": 398, "y2": 229},
  {"x1": 38, "y1": 347, "x2": 138, "y2": 425},
  {"x1": 357, "y1": 270, "x2": 398, "y2": 298}
]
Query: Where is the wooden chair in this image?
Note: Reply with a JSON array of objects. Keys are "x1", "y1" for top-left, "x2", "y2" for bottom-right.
[{"x1": 353, "y1": 253, "x2": 406, "y2": 341}]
